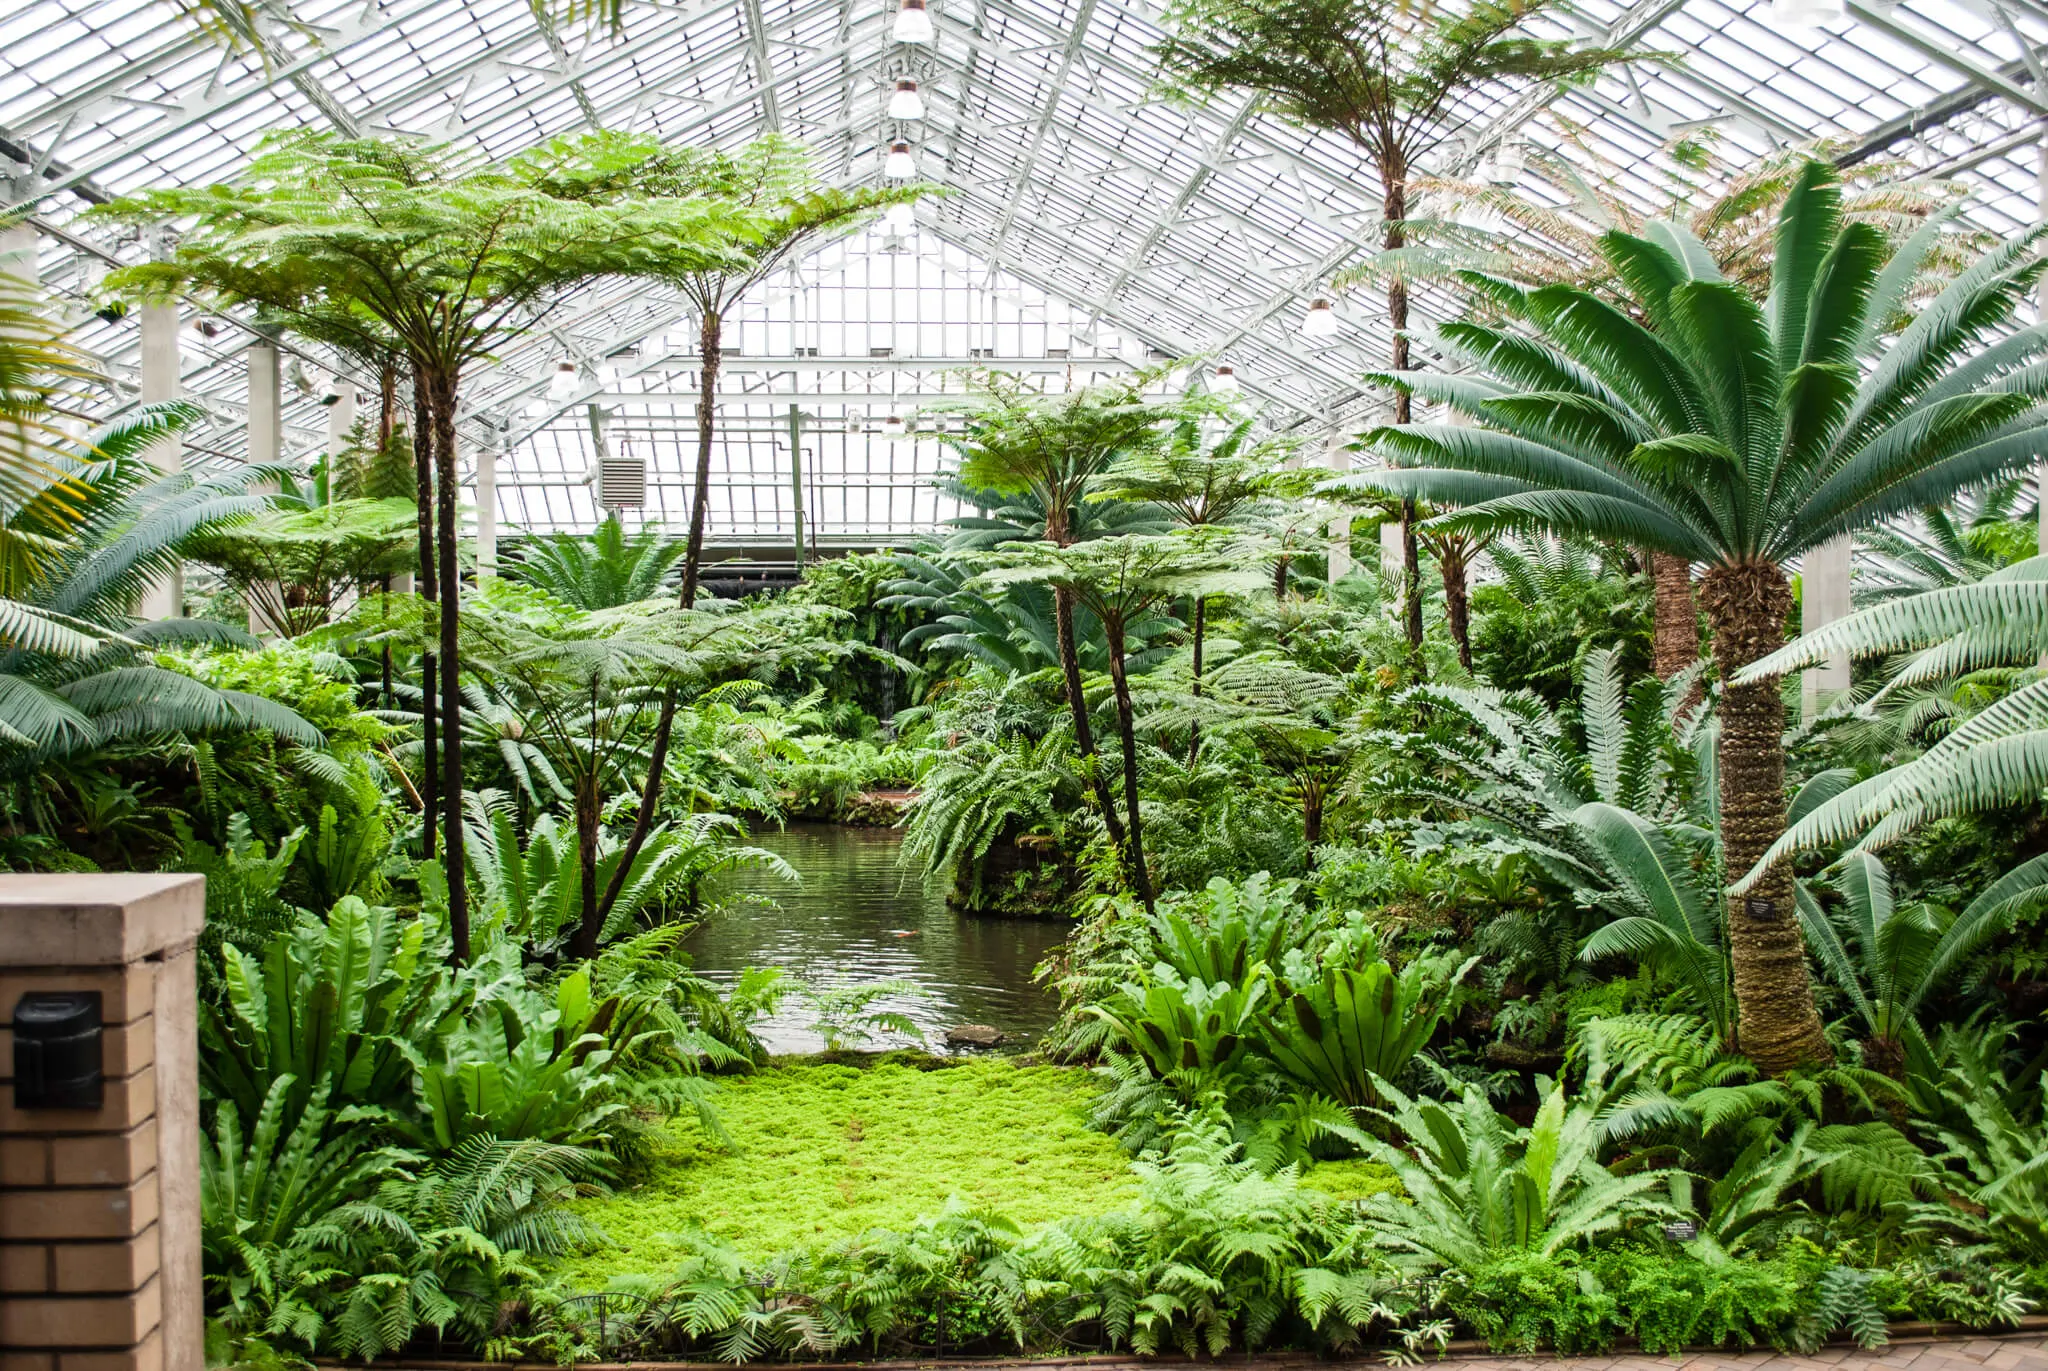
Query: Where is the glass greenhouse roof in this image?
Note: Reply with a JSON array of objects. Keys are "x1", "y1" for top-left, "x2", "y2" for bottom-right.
[{"x1": 4, "y1": 0, "x2": 2044, "y2": 536}]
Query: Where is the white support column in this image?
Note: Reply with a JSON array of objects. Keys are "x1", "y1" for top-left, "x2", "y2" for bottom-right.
[
  {"x1": 246, "y1": 341, "x2": 282, "y2": 638},
  {"x1": 325, "y1": 379, "x2": 358, "y2": 479},
  {"x1": 475, "y1": 430, "x2": 498, "y2": 581},
  {"x1": 1325, "y1": 423, "x2": 1351, "y2": 583},
  {"x1": 0, "y1": 220, "x2": 35, "y2": 280},
  {"x1": 137, "y1": 299, "x2": 184, "y2": 620},
  {"x1": 1379, "y1": 519, "x2": 1404, "y2": 586},
  {"x1": 1801, "y1": 534, "x2": 1853, "y2": 719}
]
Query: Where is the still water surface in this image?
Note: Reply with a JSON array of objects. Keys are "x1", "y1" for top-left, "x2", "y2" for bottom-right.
[{"x1": 686, "y1": 823, "x2": 1071, "y2": 1055}]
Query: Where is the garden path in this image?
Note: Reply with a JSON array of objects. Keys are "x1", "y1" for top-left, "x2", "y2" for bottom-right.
[
  {"x1": 1431, "y1": 1332, "x2": 2048, "y2": 1371},
  {"x1": 392, "y1": 1330, "x2": 2048, "y2": 1371}
]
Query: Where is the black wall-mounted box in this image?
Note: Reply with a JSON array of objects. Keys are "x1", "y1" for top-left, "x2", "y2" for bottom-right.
[{"x1": 11, "y1": 990, "x2": 104, "y2": 1109}]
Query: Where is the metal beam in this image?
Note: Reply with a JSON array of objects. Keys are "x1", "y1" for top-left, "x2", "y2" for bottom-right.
[
  {"x1": 1845, "y1": 2, "x2": 2048, "y2": 116},
  {"x1": 739, "y1": 0, "x2": 785, "y2": 130},
  {"x1": 1837, "y1": 50, "x2": 2042, "y2": 166},
  {"x1": 7, "y1": 0, "x2": 443, "y2": 206},
  {"x1": 981, "y1": 0, "x2": 1099, "y2": 263}
]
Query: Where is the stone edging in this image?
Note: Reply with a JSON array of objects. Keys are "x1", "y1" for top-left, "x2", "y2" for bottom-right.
[{"x1": 360, "y1": 1315, "x2": 2048, "y2": 1371}]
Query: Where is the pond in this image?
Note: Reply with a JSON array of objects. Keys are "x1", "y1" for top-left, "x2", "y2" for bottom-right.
[{"x1": 687, "y1": 822, "x2": 1073, "y2": 1055}]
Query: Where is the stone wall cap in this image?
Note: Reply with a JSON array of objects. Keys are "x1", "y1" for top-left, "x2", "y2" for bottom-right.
[{"x1": 0, "y1": 875, "x2": 205, "y2": 966}]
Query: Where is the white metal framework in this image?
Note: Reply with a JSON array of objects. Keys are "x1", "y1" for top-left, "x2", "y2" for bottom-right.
[{"x1": 4, "y1": 0, "x2": 2045, "y2": 539}]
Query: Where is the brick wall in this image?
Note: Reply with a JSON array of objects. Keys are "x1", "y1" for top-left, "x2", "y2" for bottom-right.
[{"x1": 0, "y1": 877, "x2": 203, "y2": 1371}]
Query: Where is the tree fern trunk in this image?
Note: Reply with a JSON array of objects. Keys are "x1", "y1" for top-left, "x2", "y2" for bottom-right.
[
  {"x1": 597, "y1": 685, "x2": 676, "y2": 932},
  {"x1": 429, "y1": 368, "x2": 467, "y2": 965},
  {"x1": 1187, "y1": 595, "x2": 1205, "y2": 765},
  {"x1": 1384, "y1": 170, "x2": 1425, "y2": 672},
  {"x1": 569, "y1": 770, "x2": 603, "y2": 961},
  {"x1": 1441, "y1": 542, "x2": 1472, "y2": 671},
  {"x1": 1699, "y1": 561, "x2": 1829, "y2": 1074},
  {"x1": 1105, "y1": 617, "x2": 1154, "y2": 915},
  {"x1": 680, "y1": 310, "x2": 720, "y2": 609},
  {"x1": 1054, "y1": 583, "x2": 1128, "y2": 860},
  {"x1": 412, "y1": 366, "x2": 438, "y2": 860}
]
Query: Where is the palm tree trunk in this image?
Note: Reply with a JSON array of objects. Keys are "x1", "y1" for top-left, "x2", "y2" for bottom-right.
[
  {"x1": 428, "y1": 369, "x2": 468, "y2": 965},
  {"x1": 1053, "y1": 583, "x2": 1128, "y2": 859},
  {"x1": 411, "y1": 368, "x2": 438, "y2": 860},
  {"x1": 1104, "y1": 617, "x2": 1154, "y2": 915},
  {"x1": 1186, "y1": 594, "x2": 1205, "y2": 765},
  {"x1": 680, "y1": 310, "x2": 721, "y2": 609},
  {"x1": 1303, "y1": 780, "x2": 1323, "y2": 851},
  {"x1": 1699, "y1": 562, "x2": 1830, "y2": 1074},
  {"x1": 1274, "y1": 555, "x2": 1290, "y2": 600},
  {"x1": 1652, "y1": 552, "x2": 1701, "y2": 681}
]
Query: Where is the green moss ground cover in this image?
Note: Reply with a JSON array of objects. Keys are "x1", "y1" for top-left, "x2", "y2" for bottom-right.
[
  {"x1": 550, "y1": 1056, "x2": 1137, "y2": 1282},
  {"x1": 550, "y1": 1054, "x2": 1402, "y2": 1287}
]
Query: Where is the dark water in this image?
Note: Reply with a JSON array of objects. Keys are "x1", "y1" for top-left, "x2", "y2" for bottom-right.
[{"x1": 686, "y1": 823, "x2": 1072, "y2": 1055}]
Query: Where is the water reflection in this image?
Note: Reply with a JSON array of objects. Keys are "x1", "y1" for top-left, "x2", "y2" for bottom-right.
[{"x1": 687, "y1": 823, "x2": 1072, "y2": 1055}]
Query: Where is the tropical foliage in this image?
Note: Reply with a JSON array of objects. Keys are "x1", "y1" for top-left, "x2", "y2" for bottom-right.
[{"x1": 9, "y1": 79, "x2": 2048, "y2": 1370}]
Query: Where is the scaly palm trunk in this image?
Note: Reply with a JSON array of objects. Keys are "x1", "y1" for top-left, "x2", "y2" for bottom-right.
[
  {"x1": 411, "y1": 368, "x2": 438, "y2": 860},
  {"x1": 1054, "y1": 582, "x2": 1129, "y2": 860},
  {"x1": 1652, "y1": 552, "x2": 1702, "y2": 681},
  {"x1": 680, "y1": 309, "x2": 721, "y2": 609},
  {"x1": 1104, "y1": 617, "x2": 1154, "y2": 915},
  {"x1": 1699, "y1": 562, "x2": 1829, "y2": 1074},
  {"x1": 428, "y1": 368, "x2": 468, "y2": 965}
]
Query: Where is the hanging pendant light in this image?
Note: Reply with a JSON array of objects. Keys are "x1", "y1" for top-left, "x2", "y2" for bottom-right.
[
  {"x1": 1490, "y1": 138, "x2": 1527, "y2": 183},
  {"x1": 546, "y1": 361, "x2": 579, "y2": 400},
  {"x1": 884, "y1": 141, "x2": 917, "y2": 179},
  {"x1": 1212, "y1": 365, "x2": 1240, "y2": 394},
  {"x1": 1771, "y1": 0, "x2": 1843, "y2": 26},
  {"x1": 1300, "y1": 298, "x2": 1340, "y2": 340},
  {"x1": 893, "y1": 0, "x2": 934, "y2": 43},
  {"x1": 888, "y1": 79, "x2": 926, "y2": 120},
  {"x1": 884, "y1": 201, "x2": 917, "y2": 234}
]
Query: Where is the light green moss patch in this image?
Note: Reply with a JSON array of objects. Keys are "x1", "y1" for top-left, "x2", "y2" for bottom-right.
[
  {"x1": 550, "y1": 1057, "x2": 1137, "y2": 1283},
  {"x1": 549, "y1": 1056, "x2": 1405, "y2": 1289},
  {"x1": 1301, "y1": 1157, "x2": 1402, "y2": 1203}
]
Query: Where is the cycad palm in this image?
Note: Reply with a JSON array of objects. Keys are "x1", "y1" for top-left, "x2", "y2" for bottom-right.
[
  {"x1": 506, "y1": 515, "x2": 686, "y2": 609},
  {"x1": 1345, "y1": 160, "x2": 2048, "y2": 1074}
]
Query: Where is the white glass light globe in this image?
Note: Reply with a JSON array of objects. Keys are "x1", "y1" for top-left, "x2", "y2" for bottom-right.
[
  {"x1": 546, "y1": 362, "x2": 579, "y2": 400},
  {"x1": 1212, "y1": 365, "x2": 1240, "y2": 394},
  {"x1": 884, "y1": 201, "x2": 917, "y2": 233},
  {"x1": 888, "y1": 79, "x2": 926, "y2": 120},
  {"x1": 884, "y1": 141, "x2": 917, "y2": 179},
  {"x1": 1300, "y1": 298, "x2": 1340, "y2": 340},
  {"x1": 1771, "y1": 0, "x2": 1844, "y2": 27},
  {"x1": 1490, "y1": 139, "x2": 1526, "y2": 182},
  {"x1": 893, "y1": 0, "x2": 934, "y2": 43}
]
